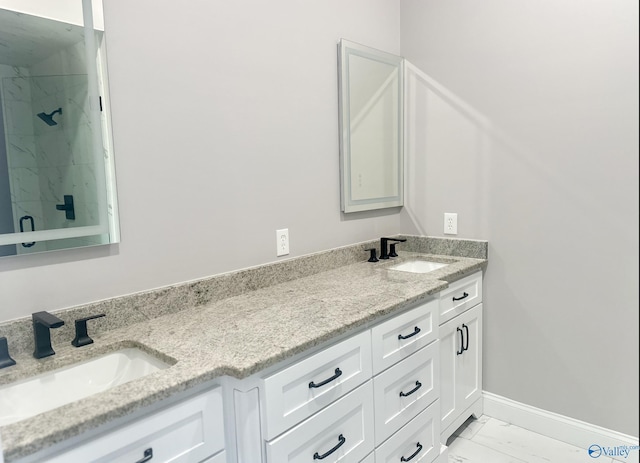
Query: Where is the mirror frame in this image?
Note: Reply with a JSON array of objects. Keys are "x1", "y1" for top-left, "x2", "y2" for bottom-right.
[
  {"x1": 338, "y1": 39, "x2": 404, "y2": 213},
  {"x1": 0, "y1": 0, "x2": 119, "y2": 254}
]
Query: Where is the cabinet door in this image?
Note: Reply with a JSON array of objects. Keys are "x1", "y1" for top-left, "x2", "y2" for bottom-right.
[
  {"x1": 456, "y1": 304, "x2": 482, "y2": 412},
  {"x1": 438, "y1": 315, "x2": 458, "y2": 433},
  {"x1": 439, "y1": 304, "x2": 482, "y2": 435}
]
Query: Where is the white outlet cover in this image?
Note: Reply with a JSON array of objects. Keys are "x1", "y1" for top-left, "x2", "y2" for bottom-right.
[
  {"x1": 444, "y1": 213, "x2": 458, "y2": 235},
  {"x1": 276, "y1": 228, "x2": 289, "y2": 256}
]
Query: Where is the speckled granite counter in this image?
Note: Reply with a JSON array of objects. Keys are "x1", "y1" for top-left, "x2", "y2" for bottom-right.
[{"x1": 0, "y1": 238, "x2": 487, "y2": 461}]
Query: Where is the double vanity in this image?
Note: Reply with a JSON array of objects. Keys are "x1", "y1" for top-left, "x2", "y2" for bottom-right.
[{"x1": 0, "y1": 236, "x2": 487, "y2": 463}]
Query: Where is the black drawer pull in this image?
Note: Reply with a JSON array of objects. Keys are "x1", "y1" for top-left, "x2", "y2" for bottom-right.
[
  {"x1": 313, "y1": 434, "x2": 346, "y2": 460},
  {"x1": 398, "y1": 326, "x2": 421, "y2": 340},
  {"x1": 399, "y1": 381, "x2": 422, "y2": 397},
  {"x1": 135, "y1": 448, "x2": 153, "y2": 463},
  {"x1": 456, "y1": 327, "x2": 464, "y2": 355},
  {"x1": 309, "y1": 368, "x2": 342, "y2": 389},
  {"x1": 400, "y1": 442, "x2": 423, "y2": 462},
  {"x1": 462, "y1": 323, "x2": 470, "y2": 352},
  {"x1": 452, "y1": 292, "x2": 469, "y2": 302}
]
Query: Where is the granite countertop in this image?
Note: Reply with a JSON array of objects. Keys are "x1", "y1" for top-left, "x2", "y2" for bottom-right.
[{"x1": 0, "y1": 251, "x2": 485, "y2": 461}]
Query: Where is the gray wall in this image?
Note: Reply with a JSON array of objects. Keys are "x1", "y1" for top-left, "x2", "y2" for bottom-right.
[
  {"x1": 0, "y1": 0, "x2": 403, "y2": 321},
  {"x1": 400, "y1": 0, "x2": 639, "y2": 436}
]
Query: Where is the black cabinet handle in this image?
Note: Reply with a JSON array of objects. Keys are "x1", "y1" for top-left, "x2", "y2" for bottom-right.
[
  {"x1": 400, "y1": 442, "x2": 423, "y2": 462},
  {"x1": 309, "y1": 368, "x2": 342, "y2": 389},
  {"x1": 135, "y1": 448, "x2": 153, "y2": 463},
  {"x1": 456, "y1": 327, "x2": 464, "y2": 355},
  {"x1": 398, "y1": 326, "x2": 421, "y2": 340},
  {"x1": 462, "y1": 324, "x2": 470, "y2": 352},
  {"x1": 399, "y1": 381, "x2": 422, "y2": 398},
  {"x1": 313, "y1": 434, "x2": 346, "y2": 460},
  {"x1": 452, "y1": 292, "x2": 469, "y2": 302}
]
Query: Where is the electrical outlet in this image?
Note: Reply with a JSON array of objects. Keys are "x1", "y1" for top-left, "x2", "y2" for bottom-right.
[
  {"x1": 276, "y1": 228, "x2": 289, "y2": 256},
  {"x1": 444, "y1": 213, "x2": 458, "y2": 235}
]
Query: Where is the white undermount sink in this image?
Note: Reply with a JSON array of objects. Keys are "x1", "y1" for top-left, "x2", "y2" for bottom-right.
[
  {"x1": 389, "y1": 260, "x2": 448, "y2": 274},
  {"x1": 0, "y1": 347, "x2": 170, "y2": 426}
]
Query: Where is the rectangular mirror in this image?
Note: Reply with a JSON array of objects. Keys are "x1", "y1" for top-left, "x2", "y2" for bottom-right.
[
  {"x1": 338, "y1": 39, "x2": 404, "y2": 213},
  {"x1": 0, "y1": 0, "x2": 119, "y2": 257}
]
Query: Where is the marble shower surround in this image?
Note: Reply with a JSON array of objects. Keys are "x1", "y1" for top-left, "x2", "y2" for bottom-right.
[{"x1": 0, "y1": 235, "x2": 488, "y2": 357}]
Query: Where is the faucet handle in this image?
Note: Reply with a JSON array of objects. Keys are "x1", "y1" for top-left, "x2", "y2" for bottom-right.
[
  {"x1": 389, "y1": 242, "x2": 401, "y2": 257},
  {"x1": 0, "y1": 337, "x2": 16, "y2": 369},
  {"x1": 365, "y1": 248, "x2": 379, "y2": 262},
  {"x1": 72, "y1": 313, "x2": 106, "y2": 347}
]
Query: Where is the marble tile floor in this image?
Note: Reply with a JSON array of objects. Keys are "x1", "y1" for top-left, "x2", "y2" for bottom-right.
[{"x1": 447, "y1": 415, "x2": 615, "y2": 463}]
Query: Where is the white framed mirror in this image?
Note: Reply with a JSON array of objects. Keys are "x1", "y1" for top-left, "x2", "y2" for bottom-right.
[
  {"x1": 0, "y1": 0, "x2": 119, "y2": 257},
  {"x1": 338, "y1": 39, "x2": 404, "y2": 213}
]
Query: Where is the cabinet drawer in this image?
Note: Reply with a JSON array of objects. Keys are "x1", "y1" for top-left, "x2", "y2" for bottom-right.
[
  {"x1": 375, "y1": 400, "x2": 440, "y2": 463},
  {"x1": 360, "y1": 452, "x2": 375, "y2": 463},
  {"x1": 371, "y1": 298, "x2": 438, "y2": 374},
  {"x1": 439, "y1": 271, "x2": 482, "y2": 325},
  {"x1": 265, "y1": 382, "x2": 374, "y2": 463},
  {"x1": 46, "y1": 386, "x2": 225, "y2": 463},
  {"x1": 373, "y1": 341, "x2": 439, "y2": 445},
  {"x1": 261, "y1": 330, "x2": 372, "y2": 440}
]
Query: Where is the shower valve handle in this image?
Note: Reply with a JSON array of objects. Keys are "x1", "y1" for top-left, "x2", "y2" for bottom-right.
[{"x1": 55, "y1": 195, "x2": 76, "y2": 220}]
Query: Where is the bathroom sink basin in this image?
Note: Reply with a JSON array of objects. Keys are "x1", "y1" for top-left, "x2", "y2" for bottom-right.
[
  {"x1": 0, "y1": 348, "x2": 170, "y2": 426},
  {"x1": 389, "y1": 260, "x2": 448, "y2": 274}
]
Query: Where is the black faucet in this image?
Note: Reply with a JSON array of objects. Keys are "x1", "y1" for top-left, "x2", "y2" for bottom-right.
[
  {"x1": 379, "y1": 237, "x2": 407, "y2": 259},
  {"x1": 32, "y1": 311, "x2": 65, "y2": 359}
]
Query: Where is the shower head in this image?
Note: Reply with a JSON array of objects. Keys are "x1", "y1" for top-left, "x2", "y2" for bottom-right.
[{"x1": 37, "y1": 107, "x2": 62, "y2": 126}]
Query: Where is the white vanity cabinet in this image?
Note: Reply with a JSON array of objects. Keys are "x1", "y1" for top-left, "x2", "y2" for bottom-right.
[
  {"x1": 33, "y1": 386, "x2": 226, "y2": 463},
  {"x1": 438, "y1": 271, "x2": 483, "y2": 442},
  {"x1": 235, "y1": 297, "x2": 443, "y2": 463}
]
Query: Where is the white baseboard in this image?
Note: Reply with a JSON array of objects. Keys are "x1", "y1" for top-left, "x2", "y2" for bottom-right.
[{"x1": 483, "y1": 391, "x2": 639, "y2": 463}]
